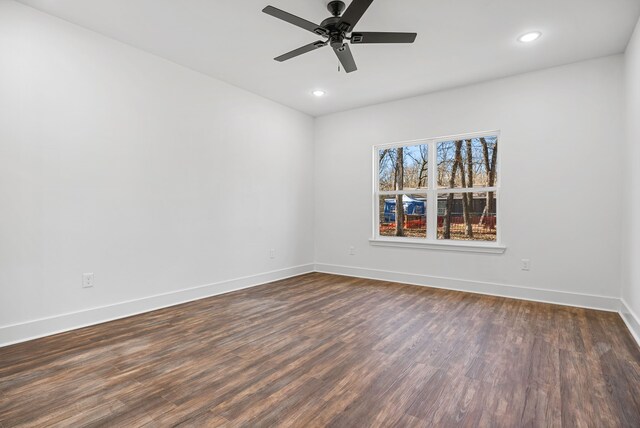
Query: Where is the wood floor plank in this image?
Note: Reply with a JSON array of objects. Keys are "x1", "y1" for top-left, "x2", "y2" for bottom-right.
[{"x1": 1, "y1": 272, "x2": 639, "y2": 427}]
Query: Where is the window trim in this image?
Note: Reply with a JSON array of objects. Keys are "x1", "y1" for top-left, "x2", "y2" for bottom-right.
[{"x1": 371, "y1": 130, "x2": 504, "y2": 252}]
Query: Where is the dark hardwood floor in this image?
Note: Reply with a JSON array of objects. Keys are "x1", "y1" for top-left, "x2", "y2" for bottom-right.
[{"x1": 1, "y1": 272, "x2": 640, "y2": 427}]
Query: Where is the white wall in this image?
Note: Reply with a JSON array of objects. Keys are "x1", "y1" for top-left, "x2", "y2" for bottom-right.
[
  {"x1": 622, "y1": 18, "x2": 640, "y2": 330},
  {"x1": 315, "y1": 55, "x2": 625, "y2": 306},
  {"x1": 0, "y1": 0, "x2": 315, "y2": 344}
]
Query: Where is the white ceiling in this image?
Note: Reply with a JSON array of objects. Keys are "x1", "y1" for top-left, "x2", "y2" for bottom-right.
[{"x1": 17, "y1": 0, "x2": 640, "y2": 116}]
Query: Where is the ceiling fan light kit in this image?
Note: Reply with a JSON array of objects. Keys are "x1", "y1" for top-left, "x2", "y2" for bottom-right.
[{"x1": 263, "y1": 0, "x2": 417, "y2": 73}]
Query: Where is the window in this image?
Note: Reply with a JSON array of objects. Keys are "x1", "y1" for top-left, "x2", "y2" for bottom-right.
[{"x1": 373, "y1": 132, "x2": 502, "y2": 251}]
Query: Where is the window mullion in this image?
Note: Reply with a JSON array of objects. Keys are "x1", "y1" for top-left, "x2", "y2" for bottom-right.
[{"x1": 427, "y1": 140, "x2": 437, "y2": 241}]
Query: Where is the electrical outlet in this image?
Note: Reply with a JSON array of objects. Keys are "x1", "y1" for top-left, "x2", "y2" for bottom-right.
[
  {"x1": 82, "y1": 273, "x2": 94, "y2": 288},
  {"x1": 521, "y1": 259, "x2": 531, "y2": 271},
  {"x1": 269, "y1": 249, "x2": 276, "y2": 259},
  {"x1": 349, "y1": 246, "x2": 356, "y2": 256}
]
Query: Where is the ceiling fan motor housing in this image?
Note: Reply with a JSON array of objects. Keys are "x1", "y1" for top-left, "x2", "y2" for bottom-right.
[{"x1": 320, "y1": 16, "x2": 347, "y2": 47}]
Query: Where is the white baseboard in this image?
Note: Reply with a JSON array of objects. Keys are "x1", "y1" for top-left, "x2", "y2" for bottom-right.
[
  {"x1": 2, "y1": 262, "x2": 633, "y2": 350},
  {"x1": 314, "y1": 263, "x2": 621, "y2": 312},
  {"x1": 620, "y1": 299, "x2": 640, "y2": 347},
  {"x1": 0, "y1": 264, "x2": 314, "y2": 348}
]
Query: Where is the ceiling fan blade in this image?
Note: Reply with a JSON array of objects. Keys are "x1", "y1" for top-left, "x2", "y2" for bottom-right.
[
  {"x1": 274, "y1": 41, "x2": 326, "y2": 62},
  {"x1": 351, "y1": 32, "x2": 417, "y2": 44},
  {"x1": 338, "y1": 0, "x2": 374, "y2": 32},
  {"x1": 262, "y1": 6, "x2": 327, "y2": 36},
  {"x1": 333, "y1": 43, "x2": 357, "y2": 73}
]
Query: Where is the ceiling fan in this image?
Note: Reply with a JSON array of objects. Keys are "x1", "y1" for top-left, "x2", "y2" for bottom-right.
[{"x1": 262, "y1": 0, "x2": 417, "y2": 73}]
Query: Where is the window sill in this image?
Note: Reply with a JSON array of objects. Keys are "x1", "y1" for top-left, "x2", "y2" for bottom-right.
[{"x1": 369, "y1": 238, "x2": 506, "y2": 254}]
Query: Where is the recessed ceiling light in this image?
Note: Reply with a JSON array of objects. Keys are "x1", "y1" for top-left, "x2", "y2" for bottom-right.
[
  {"x1": 312, "y1": 90, "x2": 326, "y2": 97},
  {"x1": 518, "y1": 31, "x2": 542, "y2": 43}
]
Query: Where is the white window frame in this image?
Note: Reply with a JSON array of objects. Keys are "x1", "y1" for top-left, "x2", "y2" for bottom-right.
[{"x1": 370, "y1": 130, "x2": 505, "y2": 254}]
